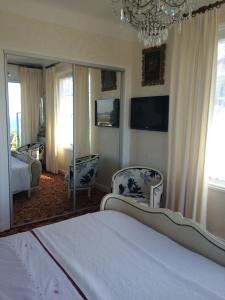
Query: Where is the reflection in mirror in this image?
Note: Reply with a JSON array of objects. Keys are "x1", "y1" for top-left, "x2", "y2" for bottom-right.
[
  {"x1": 73, "y1": 66, "x2": 121, "y2": 210},
  {"x1": 6, "y1": 55, "x2": 74, "y2": 225}
]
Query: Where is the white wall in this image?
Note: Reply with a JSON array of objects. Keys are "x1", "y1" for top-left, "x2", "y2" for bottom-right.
[
  {"x1": 207, "y1": 188, "x2": 225, "y2": 240},
  {"x1": 0, "y1": 9, "x2": 133, "y2": 231},
  {"x1": 129, "y1": 36, "x2": 172, "y2": 199}
]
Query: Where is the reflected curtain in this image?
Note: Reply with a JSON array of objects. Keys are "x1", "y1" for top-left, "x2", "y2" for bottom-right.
[
  {"x1": 73, "y1": 65, "x2": 90, "y2": 156},
  {"x1": 166, "y1": 10, "x2": 218, "y2": 226},
  {"x1": 19, "y1": 67, "x2": 42, "y2": 145},
  {"x1": 89, "y1": 68, "x2": 101, "y2": 154},
  {"x1": 45, "y1": 67, "x2": 59, "y2": 174}
]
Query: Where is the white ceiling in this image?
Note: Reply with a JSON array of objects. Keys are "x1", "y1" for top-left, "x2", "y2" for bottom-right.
[
  {"x1": 37, "y1": 0, "x2": 117, "y2": 21},
  {"x1": 0, "y1": 0, "x2": 223, "y2": 43}
]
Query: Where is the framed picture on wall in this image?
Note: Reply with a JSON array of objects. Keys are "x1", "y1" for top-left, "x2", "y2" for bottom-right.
[
  {"x1": 142, "y1": 44, "x2": 166, "y2": 86},
  {"x1": 101, "y1": 70, "x2": 117, "y2": 91}
]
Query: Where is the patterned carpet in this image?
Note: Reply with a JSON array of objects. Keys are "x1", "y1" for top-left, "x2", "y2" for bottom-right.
[{"x1": 12, "y1": 171, "x2": 106, "y2": 227}]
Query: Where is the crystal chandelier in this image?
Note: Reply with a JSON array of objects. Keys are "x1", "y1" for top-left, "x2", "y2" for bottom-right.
[{"x1": 112, "y1": 0, "x2": 197, "y2": 47}]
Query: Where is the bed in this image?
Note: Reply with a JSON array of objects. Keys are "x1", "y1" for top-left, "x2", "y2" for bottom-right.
[
  {"x1": 11, "y1": 156, "x2": 31, "y2": 195},
  {"x1": 0, "y1": 194, "x2": 225, "y2": 299},
  {"x1": 11, "y1": 152, "x2": 42, "y2": 196}
]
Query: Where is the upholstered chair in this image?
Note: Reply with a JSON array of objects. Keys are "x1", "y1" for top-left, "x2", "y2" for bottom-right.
[
  {"x1": 66, "y1": 154, "x2": 99, "y2": 198},
  {"x1": 111, "y1": 166, "x2": 163, "y2": 208},
  {"x1": 17, "y1": 143, "x2": 45, "y2": 163}
]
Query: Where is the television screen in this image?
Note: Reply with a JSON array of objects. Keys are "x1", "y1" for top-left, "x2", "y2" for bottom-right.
[
  {"x1": 130, "y1": 96, "x2": 169, "y2": 131},
  {"x1": 95, "y1": 99, "x2": 120, "y2": 128}
]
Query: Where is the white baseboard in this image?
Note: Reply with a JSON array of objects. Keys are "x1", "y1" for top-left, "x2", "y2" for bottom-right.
[{"x1": 95, "y1": 182, "x2": 111, "y2": 193}]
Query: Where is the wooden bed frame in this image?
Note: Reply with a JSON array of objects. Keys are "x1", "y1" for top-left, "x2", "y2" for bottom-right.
[{"x1": 100, "y1": 194, "x2": 225, "y2": 267}]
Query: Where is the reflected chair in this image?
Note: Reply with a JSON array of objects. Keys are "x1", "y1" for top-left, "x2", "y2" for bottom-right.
[
  {"x1": 66, "y1": 154, "x2": 99, "y2": 199},
  {"x1": 111, "y1": 166, "x2": 163, "y2": 208},
  {"x1": 17, "y1": 143, "x2": 45, "y2": 165}
]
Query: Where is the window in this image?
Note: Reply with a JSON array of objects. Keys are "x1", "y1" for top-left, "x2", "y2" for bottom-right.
[
  {"x1": 208, "y1": 38, "x2": 225, "y2": 187},
  {"x1": 57, "y1": 75, "x2": 73, "y2": 149},
  {"x1": 8, "y1": 82, "x2": 21, "y2": 150}
]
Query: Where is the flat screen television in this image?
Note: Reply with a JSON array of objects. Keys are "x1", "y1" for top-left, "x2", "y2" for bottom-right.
[
  {"x1": 130, "y1": 96, "x2": 169, "y2": 131},
  {"x1": 95, "y1": 99, "x2": 120, "y2": 128}
]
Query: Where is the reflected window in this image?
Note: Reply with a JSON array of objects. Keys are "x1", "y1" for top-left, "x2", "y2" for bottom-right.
[
  {"x1": 58, "y1": 76, "x2": 73, "y2": 149},
  {"x1": 8, "y1": 82, "x2": 21, "y2": 150}
]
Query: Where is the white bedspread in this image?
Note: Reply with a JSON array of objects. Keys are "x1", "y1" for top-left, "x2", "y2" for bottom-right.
[
  {"x1": 0, "y1": 232, "x2": 83, "y2": 300},
  {"x1": 11, "y1": 156, "x2": 30, "y2": 194},
  {"x1": 34, "y1": 211, "x2": 225, "y2": 300},
  {"x1": 1, "y1": 210, "x2": 225, "y2": 300}
]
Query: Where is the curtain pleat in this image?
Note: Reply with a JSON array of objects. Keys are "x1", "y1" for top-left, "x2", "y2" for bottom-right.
[
  {"x1": 167, "y1": 10, "x2": 218, "y2": 226},
  {"x1": 45, "y1": 67, "x2": 59, "y2": 174},
  {"x1": 73, "y1": 65, "x2": 90, "y2": 156},
  {"x1": 88, "y1": 68, "x2": 101, "y2": 154},
  {"x1": 20, "y1": 67, "x2": 42, "y2": 145}
]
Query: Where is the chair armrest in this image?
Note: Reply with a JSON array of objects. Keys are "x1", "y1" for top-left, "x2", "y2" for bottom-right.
[
  {"x1": 151, "y1": 181, "x2": 163, "y2": 208},
  {"x1": 30, "y1": 160, "x2": 42, "y2": 188}
]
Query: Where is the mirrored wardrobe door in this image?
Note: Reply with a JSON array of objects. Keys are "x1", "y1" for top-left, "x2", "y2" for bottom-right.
[
  {"x1": 6, "y1": 54, "x2": 75, "y2": 226},
  {"x1": 45, "y1": 62, "x2": 75, "y2": 216},
  {"x1": 73, "y1": 65, "x2": 121, "y2": 211}
]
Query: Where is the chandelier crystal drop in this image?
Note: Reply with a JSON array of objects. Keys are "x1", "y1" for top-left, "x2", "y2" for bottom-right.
[{"x1": 112, "y1": 0, "x2": 197, "y2": 47}]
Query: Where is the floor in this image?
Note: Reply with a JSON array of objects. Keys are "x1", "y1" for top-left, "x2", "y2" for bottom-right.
[{"x1": 11, "y1": 171, "x2": 106, "y2": 227}]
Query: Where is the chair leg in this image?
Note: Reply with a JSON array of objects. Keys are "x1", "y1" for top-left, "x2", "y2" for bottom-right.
[
  {"x1": 27, "y1": 189, "x2": 31, "y2": 199},
  {"x1": 88, "y1": 188, "x2": 91, "y2": 198}
]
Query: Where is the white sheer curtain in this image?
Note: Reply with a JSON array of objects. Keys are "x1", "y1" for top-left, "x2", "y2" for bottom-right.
[
  {"x1": 207, "y1": 39, "x2": 225, "y2": 187},
  {"x1": 46, "y1": 65, "x2": 74, "y2": 174},
  {"x1": 45, "y1": 66, "x2": 59, "y2": 174},
  {"x1": 57, "y1": 75, "x2": 73, "y2": 150},
  {"x1": 167, "y1": 10, "x2": 218, "y2": 226},
  {"x1": 19, "y1": 67, "x2": 42, "y2": 145},
  {"x1": 89, "y1": 68, "x2": 101, "y2": 154},
  {"x1": 73, "y1": 65, "x2": 90, "y2": 156}
]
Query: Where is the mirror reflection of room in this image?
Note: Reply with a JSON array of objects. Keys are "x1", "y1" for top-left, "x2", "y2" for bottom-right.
[
  {"x1": 7, "y1": 55, "x2": 74, "y2": 225},
  {"x1": 74, "y1": 66, "x2": 121, "y2": 210}
]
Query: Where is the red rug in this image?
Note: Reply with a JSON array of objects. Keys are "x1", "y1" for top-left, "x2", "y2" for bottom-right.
[{"x1": 13, "y1": 171, "x2": 106, "y2": 226}]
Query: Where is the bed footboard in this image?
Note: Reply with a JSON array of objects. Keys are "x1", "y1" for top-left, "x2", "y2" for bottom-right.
[{"x1": 100, "y1": 193, "x2": 225, "y2": 267}]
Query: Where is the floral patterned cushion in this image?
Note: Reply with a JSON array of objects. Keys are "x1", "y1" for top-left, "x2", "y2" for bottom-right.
[
  {"x1": 112, "y1": 167, "x2": 163, "y2": 208},
  {"x1": 67, "y1": 155, "x2": 99, "y2": 189},
  {"x1": 113, "y1": 168, "x2": 162, "y2": 195}
]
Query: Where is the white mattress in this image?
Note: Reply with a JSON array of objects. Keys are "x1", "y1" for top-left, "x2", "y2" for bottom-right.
[
  {"x1": 11, "y1": 156, "x2": 30, "y2": 194},
  {"x1": 1, "y1": 210, "x2": 225, "y2": 300}
]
